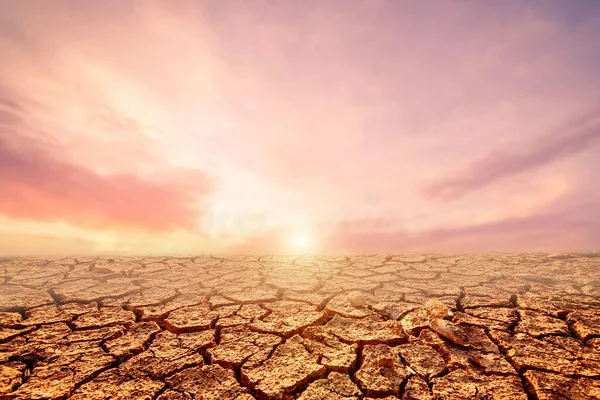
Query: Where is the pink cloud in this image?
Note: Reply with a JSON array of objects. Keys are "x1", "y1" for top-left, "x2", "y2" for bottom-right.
[
  {"x1": 424, "y1": 110, "x2": 600, "y2": 201},
  {"x1": 0, "y1": 128, "x2": 211, "y2": 231},
  {"x1": 327, "y1": 211, "x2": 599, "y2": 254}
]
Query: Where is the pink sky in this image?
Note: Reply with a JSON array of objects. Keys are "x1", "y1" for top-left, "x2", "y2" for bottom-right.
[{"x1": 1, "y1": 1, "x2": 599, "y2": 255}]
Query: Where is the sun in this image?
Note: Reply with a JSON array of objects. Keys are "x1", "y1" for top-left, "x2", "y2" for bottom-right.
[
  {"x1": 290, "y1": 232, "x2": 312, "y2": 253},
  {"x1": 294, "y1": 233, "x2": 308, "y2": 248}
]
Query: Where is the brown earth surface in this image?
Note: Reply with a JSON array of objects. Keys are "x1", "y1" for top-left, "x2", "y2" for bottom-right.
[{"x1": 1, "y1": 253, "x2": 599, "y2": 399}]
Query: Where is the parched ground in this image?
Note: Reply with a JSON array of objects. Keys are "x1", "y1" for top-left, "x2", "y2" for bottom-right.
[{"x1": 1, "y1": 254, "x2": 600, "y2": 400}]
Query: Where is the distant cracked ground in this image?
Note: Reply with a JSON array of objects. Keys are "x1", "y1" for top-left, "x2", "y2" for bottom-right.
[{"x1": 1, "y1": 254, "x2": 600, "y2": 399}]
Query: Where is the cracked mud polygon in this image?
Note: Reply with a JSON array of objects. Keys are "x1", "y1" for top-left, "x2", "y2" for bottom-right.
[{"x1": 1, "y1": 254, "x2": 599, "y2": 399}]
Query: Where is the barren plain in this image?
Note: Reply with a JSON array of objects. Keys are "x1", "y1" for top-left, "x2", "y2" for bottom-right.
[{"x1": 1, "y1": 254, "x2": 599, "y2": 399}]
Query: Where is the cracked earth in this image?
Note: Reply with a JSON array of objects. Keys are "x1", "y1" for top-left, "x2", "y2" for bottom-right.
[{"x1": 1, "y1": 254, "x2": 599, "y2": 399}]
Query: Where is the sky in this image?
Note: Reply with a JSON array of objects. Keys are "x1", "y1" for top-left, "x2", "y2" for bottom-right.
[{"x1": 1, "y1": 0, "x2": 599, "y2": 255}]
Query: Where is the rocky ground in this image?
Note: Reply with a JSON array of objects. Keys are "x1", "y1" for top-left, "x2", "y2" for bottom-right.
[{"x1": 0, "y1": 254, "x2": 599, "y2": 399}]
